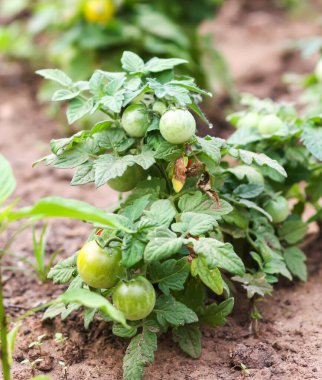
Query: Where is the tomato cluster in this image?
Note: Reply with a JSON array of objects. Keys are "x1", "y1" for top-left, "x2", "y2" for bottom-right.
[
  {"x1": 237, "y1": 112, "x2": 286, "y2": 136},
  {"x1": 106, "y1": 103, "x2": 197, "y2": 192},
  {"x1": 77, "y1": 240, "x2": 156, "y2": 320}
]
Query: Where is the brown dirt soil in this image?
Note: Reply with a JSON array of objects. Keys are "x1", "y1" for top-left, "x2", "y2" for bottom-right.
[{"x1": 1, "y1": 1, "x2": 322, "y2": 379}]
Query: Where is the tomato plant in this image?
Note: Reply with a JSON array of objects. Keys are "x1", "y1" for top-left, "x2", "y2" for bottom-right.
[
  {"x1": 228, "y1": 92, "x2": 322, "y2": 237},
  {"x1": 34, "y1": 52, "x2": 319, "y2": 380},
  {"x1": 0, "y1": 0, "x2": 232, "y2": 98}
]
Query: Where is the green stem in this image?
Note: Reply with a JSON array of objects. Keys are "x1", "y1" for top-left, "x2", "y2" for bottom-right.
[
  {"x1": 155, "y1": 162, "x2": 171, "y2": 194},
  {"x1": 0, "y1": 261, "x2": 11, "y2": 380},
  {"x1": 14, "y1": 301, "x2": 53, "y2": 323},
  {"x1": 245, "y1": 229, "x2": 259, "y2": 251}
]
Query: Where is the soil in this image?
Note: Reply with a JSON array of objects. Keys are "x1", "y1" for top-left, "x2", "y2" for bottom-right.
[{"x1": 1, "y1": 1, "x2": 322, "y2": 379}]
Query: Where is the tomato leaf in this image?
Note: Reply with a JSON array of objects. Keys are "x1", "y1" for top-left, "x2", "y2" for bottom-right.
[
  {"x1": 172, "y1": 323, "x2": 201, "y2": 359},
  {"x1": 94, "y1": 154, "x2": 154, "y2": 188},
  {"x1": 233, "y1": 184, "x2": 264, "y2": 199},
  {"x1": 121, "y1": 51, "x2": 145, "y2": 73},
  {"x1": 144, "y1": 228, "x2": 183, "y2": 263},
  {"x1": 228, "y1": 165, "x2": 264, "y2": 184},
  {"x1": 67, "y1": 97, "x2": 93, "y2": 124},
  {"x1": 113, "y1": 323, "x2": 138, "y2": 338},
  {"x1": 83, "y1": 307, "x2": 97, "y2": 329},
  {"x1": 123, "y1": 327, "x2": 157, "y2": 380},
  {"x1": 143, "y1": 199, "x2": 176, "y2": 228},
  {"x1": 36, "y1": 69, "x2": 73, "y2": 86},
  {"x1": 191, "y1": 256, "x2": 223, "y2": 295},
  {"x1": 154, "y1": 294, "x2": 198, "y2": 327},
  {"x1": 145, "y1": 57, "x2": 188, "y2": 73},
  {"x1": 122, "y1": 235, "x2": 146, "y2": 268},
  {"x1": 279, "y1": 220, "x2": 308, "y2": 244},
  {"x1": 192, "y1": 238, "x2": 245, "y2": 276},
  {"x1": 284, "y1": 247, "x2": 307, "y2": 282},
  {"x1": 47, "y1": 255, "x2": 77, "y2": 284},
  {"x1": 196, "y1": 136, "x2": 221, "y2": 164},
  {"x1": 238, "y1": 199, "x2": 273, "y2": 221},
  {"x1": 228, "y1": 148, "x2": 287, "y2": 178},
  {"x1": 58, "y1": 288, "x2": 129, "y2": 328},
  {"x1": 232, "y1": 272, "x2": 273, "y2": 298},
  {"x1": 171, "y1": 212, "x2": 218, "y2": 236},
  {"x1": 300, "y1": 126, "x2": 322, "y2": 161},
  {"x1": 148, "y1": 258, "x2": 190, "y2": 295},
  {"x1": 264, "y1": 257, "x2": 292, "y2": 280},
  {"x1": 52, "y1": 88, "x2": 80, "y2": 101},
  {"x1": 201, "y1": 298, "x2": 234, "y2": 327},
  {"x1": 178, "y1": 192, "x2": 233, "y2": 219},
  {"x1": 42, "y1": 303, "x2": 67, "y2": 320},
  {"x1": 71, "y1": 161, "x2": 95, "y2": 185}
]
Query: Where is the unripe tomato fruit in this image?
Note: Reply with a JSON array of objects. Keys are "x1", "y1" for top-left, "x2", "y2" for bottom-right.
[
  {"x1": 159, "y1": 109, "x2": 196, "y2": 144},
  {"x1": 315, "y1": 59, "x2": 322, "y2": 82},
  {"x1": 264, "y1": 196, "x2": 289, "y2": 223},
  {"x1": 77, "y1": 240, "x2": 123, "y2": 289},
  {"x1": 121, "y1": 104, "x2": 149, "y2": 138},
  {"x1": 112, "y1": 276, "x2": 156, "y2": 321},
  {"x1": 238, "y1": 112, "x2": 261, "y2": 129},
  {"x1": 108, "y1": 164, "x2": 145, "y2": 192},
  {"x1": 83, "y1": 0, "x2": 115, "y2": 24},
  {"x1": 152, "y1": 101, "x2": 167, "y2": 115},
  {"x1": 258, "y1": 115, "x2": 285, "y2": 136}
]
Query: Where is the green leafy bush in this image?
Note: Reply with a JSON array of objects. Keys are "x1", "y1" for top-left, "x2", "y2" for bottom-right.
[
  {"x1": 0, "y1": 0, "x2": 231, "y2": 94},
  {"x1": 34, "y1": 52, "x2": 318, "y2": 380},
  {"x1": 228, "y1": 93, "x2": 322, "y2": 227}
]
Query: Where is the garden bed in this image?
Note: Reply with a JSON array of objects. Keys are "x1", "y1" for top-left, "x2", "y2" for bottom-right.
[{"x1": 1, "y1": 1, "x2": 322, "y2": 379}]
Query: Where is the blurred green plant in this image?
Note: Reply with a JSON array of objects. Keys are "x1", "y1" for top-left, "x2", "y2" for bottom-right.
[
  {"x1": 0, "y1": 0, "x2": 232, "y2": 97},
  {"x1": 285, "y1": 37, "x2": 322, "y2": 116}
]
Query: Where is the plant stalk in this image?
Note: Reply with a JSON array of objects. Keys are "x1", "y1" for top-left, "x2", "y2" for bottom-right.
[{"x1": 0, "y1": 260, "x2": 11, "y2": 380}]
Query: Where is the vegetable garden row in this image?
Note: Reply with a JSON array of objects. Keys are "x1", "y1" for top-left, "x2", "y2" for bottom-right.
[{"x1": 0, "y1": 1, "x2": 322, "y2": 379}]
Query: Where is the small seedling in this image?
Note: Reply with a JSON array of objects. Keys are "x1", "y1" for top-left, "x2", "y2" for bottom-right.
[
  {"x1": 32, "y1": 223, "x2": 61, "y2": 283},
  {"x1": 21, "y1": 358, "x2": 43, "y2": 376},
  {"x1": 240, "y1": 363, "x2": 250, "y2": 377},
  {"x1": 54, "y1": 332, "x2": 67, "y2": 344},
  {"x1": 29, "y1": 334, "x2": 46, "y2": 355},
  {"x1": 58, "y1": 360, "x2": 69, "y2": 379}
]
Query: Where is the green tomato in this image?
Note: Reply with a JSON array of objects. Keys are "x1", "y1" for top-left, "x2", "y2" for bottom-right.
[
  {"x1": 237, "y1": 112, "x2": 261, "y2": 129},
  {"x1": 315, "y1": 59, "x2": 322, "y2": 82},
  {"x1": 264, "y1": 196, "x2": 289, "y2": 223},
  {"x1": 112, "y1": 276, "x2": 156, "y2": 321},
  {"x1": 77, "y1": 240, "x2": 123, "y2": 289},
  {"x1": 152, "y1": 101, "x2": 167, "y2": 115},
  {"x1": 258, "y1": 115, "x2": 285, "y2": 136},
  {"x1": 108, "y1": 164, "x2": 146, "y2": 192},
  {"x1": 159, "y1": 109, "x2": 196, "y2": 144},
  {"x1": 121, "y1": 104, "x2": 149, "y2": 137}
]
